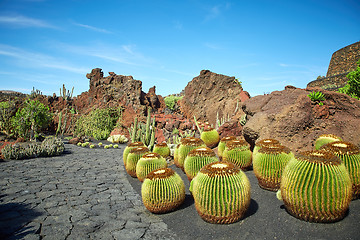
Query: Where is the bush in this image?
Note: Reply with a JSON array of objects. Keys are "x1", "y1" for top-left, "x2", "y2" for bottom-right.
[
  {"x1": 164, "y1": 95, "x2": 183, "y2": 111},
  {"x1": 11, "y1": 99, "x2": 52, "y2": 140},
  {"x1": 74, "y1": 107, "x2": 123, "y2": 140},
  {"x1": 0, "y1": 101, "x2": 17, "y2": 135},
  {"x1": 338, "y1": 60, "x2": 360, "y2": 100}
]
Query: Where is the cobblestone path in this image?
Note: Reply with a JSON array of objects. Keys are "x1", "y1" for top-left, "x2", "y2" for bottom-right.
[{"x1": 0, "y1": 144, "x2": 178, "y2": 240}]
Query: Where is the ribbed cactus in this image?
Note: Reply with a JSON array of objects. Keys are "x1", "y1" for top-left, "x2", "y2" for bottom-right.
[
  {"x1": 153, "y1": 142, "x2": 171, "y2": 158},
  {"x1": 320, "y1": 141, "x2": 360, "y2": 200},
  {"x1": 222, "y1": 139, "x2": 252, "y2": 170},
  {"x1": 253, "y1": 138, "x2": 280, "y2": 157},
  {"x1": 125, "y1": 146, "x2": 150, "y2": 177},
  {"x1": 279, "y1": 150, "x2": 352, "y2": 222},
  {"x1": 190, "y1": 161, "x2": 251, "y2": 224},
  {"x1": 123, "y1": 142, "x2": 145, "y2": 167},
  {"x1": 176, "y1": 137, "x2": 206, "y2": 171},
  {"x1": 136, "y1": 152, "x2": 167, "y2": 182},
  {"x1": 314, "y1": 134, "x2": 342, "y2": 150},
  {"x1": 253, "y1": 144, "x2": 293, "y2": 191},
  {"x1": 141, "y1": 168, "x2": 185, "y2": 213},
  {"x1": 200, "y1": 127, "x2": 220, "y2": 148},
  {"x1": 184, "y1": 147, "x2": 219, "y2": 181},
  {"x1": 218, "y1": 136, "x2": 237, "y2": 160}
]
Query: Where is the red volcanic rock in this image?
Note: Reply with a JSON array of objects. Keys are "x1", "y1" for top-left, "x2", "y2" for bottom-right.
[
  {"x1": 217, "y1": 120, "x2": 243, "y2": 139},
  {"x1": 155, "y1": 129, "x2": 166, "y2": 143},
  {"x1": 242, "y1": 86, "x2": 360, "y2": 153}
]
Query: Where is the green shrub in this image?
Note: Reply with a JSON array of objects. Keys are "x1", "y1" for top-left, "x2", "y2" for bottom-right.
[
  {"x1": 74, "y1": 107, "x2": 123, "y2": 140},
  {"x1": 164, "y1": 95, "x2": 183, "y2": 111},
  {"x1": 338, "y1": 60, "x2": 360, "y2": 100},
  {"x1": 307, "y1": 91, "x2": 325, "y2": 102},
  {"x1": 0, "y1": 101, "x2": 17, "y2": 135},
  {"x1": 11, "y1": 99, "x2": 52, "y2": 140}
]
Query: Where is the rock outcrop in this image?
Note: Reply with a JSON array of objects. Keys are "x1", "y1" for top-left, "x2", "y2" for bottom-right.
[
  {"x1": 242, "y1": 86, "x2": 360, "y2": 152},
  {"x1": 179, "y1": 70, "x2": 250, "y2": 127}
]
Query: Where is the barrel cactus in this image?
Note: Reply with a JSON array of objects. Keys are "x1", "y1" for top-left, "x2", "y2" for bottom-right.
[
  {"x1": 314, "y1": 134, "x2": 342, "y2": 150},
  {"x1": 253, "y1": 144, "x2": 293, "y2": 191},
  {"x1": 200, "y1": 127, "x2": 220, "y2": 148},
  {"x1": 190, "y1": 161, "x2": 251, "y2": 224},
  {"x1": 176, "y1": 137, "x2": 206, "y2": 171},
  {"x1": 125, "y1": 146, "x2": 150, "y2": 177},
  {"x1": 153, "y1": 142, "x2": 171, "y2": 158},
  {"x1": 320, "y1": 141, "x2": 360, "y2": 199},
  {"x1": 253, "y1": 138, "x2": 280, "y2": 157},
  {"x1": 218, "y1": 136, "x2": 237, "y2": 160},
  {"x1": 278, "y1": 150, "x2": 352, "y2": 222},
  {"x1": 123, "y1": 142, "x2": 145, "y2": 167},
  {"x1": 141, "y1": 168, "x2": 185, "y2": 213},
  {"x1": 136, "y1": 152, "x2": 168, "y2": 182},
  {"x1": 222, "y1": 139, "x2": 252, "y2": 170},
  {"x1": 184, "y1": 147, "x2": 219, "y2": 181}
]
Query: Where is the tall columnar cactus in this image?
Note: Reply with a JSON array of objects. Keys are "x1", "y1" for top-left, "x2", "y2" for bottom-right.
[
  {"x1": 222, "y1": 139, "x2": 252, "y2": 170},
  {"x1": 253, "y1": 144, "x2": 293, "y2": 191},
  {"x1": 320, "y1": 141, "x2": 360, "y2": 199},
  {"x1": 314, "y1": 134, "x2": 342, "y2": 150},
  {"x1": 136, "y1": 152, "x2": 167, "y2": 182},
  {"x1": 141, "y1": 168, "x2": 185, "y2": 213},
  {"x1": 129, "y1": 108, "x2": 156, "y2": 151},
  {"x1": 253, "y1": 138, "x2": 280, "y2": 157},
  {"x1": 278, "y1": 150, "x2": 352, "y2": 223},
  {"x1": 123, "y1": 142, "x2": 145, "y2": 167},
  {"x1": 125, "y1": 146, "x2": 150, "y2": 177},
  {"x1": 184, "y1": 147, "x2": 219, "y2": 181},
  {"x1": 153, "y1": 142, "x2": 170, "y2": 158},
  {"x1": 218, "y1": 136, "x2": 237, "y2": 160},
  {"x1": 190, "y1": 161, "x2": 251, "y2": 224},
  {"x1": 200, "y1": 127, "x2": 220, "y2": 149},
  {"x1": 176, "y1": 137, "x2": 206, "y2": 171}
]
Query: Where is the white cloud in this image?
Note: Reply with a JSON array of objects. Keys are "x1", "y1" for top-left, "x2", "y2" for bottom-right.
[
  {"x1": 72, "y1": 22, "x2": 112, "y2": 34},
  {"x1": 0, "y1": 15, "x2": 57, "y2": 28}
]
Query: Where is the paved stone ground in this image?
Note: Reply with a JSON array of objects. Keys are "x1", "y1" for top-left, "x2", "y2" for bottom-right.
[{"x1": 0, "y1": 143, "x2": 178, "y2": 240}]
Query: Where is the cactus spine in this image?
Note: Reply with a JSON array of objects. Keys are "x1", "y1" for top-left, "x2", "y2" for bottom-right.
[
  {"x1": 141, "y1": 168, "x2": 185, "y2": 213},
  {"x1": 279, "y1": 150, "x2": 352, "y2": 222},
  {"x1": 190, "y1": 161, "x2": 251, "y2": 224},
  {"x1": 136, "y1": 152, "x2": 167, "y2": 182},
  {"x1": 184, "y1": 147, "x2": 219, "y2": 181}
]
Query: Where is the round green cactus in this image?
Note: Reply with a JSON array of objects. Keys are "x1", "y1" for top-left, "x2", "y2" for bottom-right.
[
  {"x1": 253, "y1": 144, "x2": 293, "y2": 191},
  {"x1": 279, "y1": 150, "x2": 352, "y2": 222},
  {"x1": 190, "y1": 161, "x2": 251, "y2": 224},
  {"x1": 320, "y1": 141, "x2": 360, "y2": 199},
  {"x1": 136, "y1": 152, "x2": 168, "y2": 182},
  {"x1": 125, "y1": 146, "x2": 150, "y2": 177},
  {"x1": 253, "y1": 138, "x2": 280, "y2": 157},
  {"x1": 222, "y1": 139, "x2": 252, "y2": 170},
  {"x1": 314, "y1": 134, "x2": 342, "y2": 150},
  {"x1": 141, "y1": 168, "x2": 185, "y2": 213},
  {"x1": 176, "y1": 137, "x2": 206, "y2": 171},
  {"x1": 184, "y1": 146, "x2": 219, "y2": 181},
  {"x1": 153, "y1": 142, "x2": 171, "y2": 158},
  {"x1": 218, "y1": 136, "x2": 237, "y2": 160},
  {"x1": 200, "y1": 127, "x2": 220, "y2": 149},
  {"x1": 123, "y1": 142, "x2": 145, "y2": 167}
]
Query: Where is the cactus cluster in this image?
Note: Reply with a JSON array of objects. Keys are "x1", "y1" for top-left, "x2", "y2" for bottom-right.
[
  {"x1": 184, "y1": 147, "x2": 219, "y2": 181},
  {"x1": 190, "y1": 161, "x2": 251, "y2": 224},
  {"x1": 222, "y1": 139, "x2": 252, "y2": 170},
  {"x1": 129, "y1": 108, "x2": 156, "y2": 151},
  {"x1": 136, "y1": 152, "x2": 168, "y2": 182},
  {"x1": 125, "y1": 146, "x2": 150, "y2": 177},
  {"x1": 176, "y1": 137, "x2": 206, "y2": 170},
  {"x1": 217, "y1": 136, "x2": 236, "y2": 159},
  {"x1": 278, "y1": 150, "x2": 352, "y2": 223},
  {"x1": 123, "y1": 142, "x2": 145, "y2": 167},
  {"x1": 1, "y1": 136, "x2": 64, "y2": 160},
  {"x1": 107, "y1": 134, "x2": 128, "y2": 144}
]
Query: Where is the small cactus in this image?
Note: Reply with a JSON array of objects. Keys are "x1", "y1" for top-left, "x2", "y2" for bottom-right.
[
  {"x1": 190, "y1": 161, "x2": 251, "y2": 224},
  {"x1": 279, "y1": 150, "x2": 352, "y2": 222},
  {"x1": 153, "y1": 142, "x2": 171, "y2": 158},
  {"x1": 141, "y1": 168, "x2": 185, "y2": 213},
  {"x1": 89, "y1": 144, "x2": 95, "y2": 149},
  {"x1": 200, "y1": 127, "x2": 220, "y2": 149},
  {"x1": 314, "y1": 134, "x2": 342, "y2": 150},
  {"x1": 222, "y1": 139, "x2": 252, "y2": 170},
  {"x1": 136, "y1": 152, "x2": 167, "y2": 182},
  {"x1": 184, "y1": 147, "x2": 219, "y2": 181},
  {"x1": 218, "y1": 136, "x2": 237, "y2": 160},
  {"x1": 125, "y1": 146, "x2": 150, "y2": 177}
]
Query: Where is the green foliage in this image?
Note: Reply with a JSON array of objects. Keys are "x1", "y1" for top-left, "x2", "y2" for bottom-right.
[
  {"x1": 74, "y1": 107, "x2": 123, "y2": 140},
  {"x1": 11, "y1": 99, "x2": 52, "y2": 140},
  {"x1": 234, "y1": 78, "x2": 242, "y2": 87},
  {"x1": 164, "y1": 95, "x2": 183, "y2": 111},
  {"x1": 0, "y1": 101, "x2": 16, "y2": 135},
  {"x1": 338, "y1": 60, "x2": 360, "y2": 100},
  {"x1": 307, "y1": 91, "x2": 325, "y2": 104}
]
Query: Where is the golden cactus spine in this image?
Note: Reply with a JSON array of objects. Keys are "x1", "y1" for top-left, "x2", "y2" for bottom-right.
[
  {"x1": 320, "y1": 141, "x2": 360, "y2": 199},
  {"x1": 279, "y1": 150, "x2": 352, "y2": 223},
  {"x1": 200, "y1": 127, "x2": 220, "y2": 148},
  {"x1": 123, "y1": 142, "x2": 145, "y2": 167},
  {"x1": 252, "y1": 144, "x2": 293, "y2": 191},
  {"x1": 125, "y1": 146, "x2": 150, "y2": 177},
  {"x1": 153, "y1": 142, "x2": 171, "y2": 158},
  {"x1": 136, "y1": 152, "x2": 168, "y2": 182},
  {"x1": 190, "y1": 162, "x2": 251, "y2": 224},
  {"x1": 141, "y1": 168, "x2": 185, "y2": 213},
  {"x1": 253, "y1": 138, "x2": 280, "y2": 157},
  {"x1": 314, "y1": 134, "x2": 342, "y2": 150},
  {"x1": 222, "y1": 139, "x2": 252, "y2": 170},
  {"x1": 177, "y1": 137, "x2": 206, "y2": 170},
  {"x1": 184, "y1": 147, "x2": 219, "y2": 181},
  {"x1": 218, "y1": 136, "x2": 237, "y2": 159}
]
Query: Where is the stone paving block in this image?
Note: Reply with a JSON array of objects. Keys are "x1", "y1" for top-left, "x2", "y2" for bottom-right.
[{"x1": 112, "y1": 227, "x2": 147, "y2": 240}]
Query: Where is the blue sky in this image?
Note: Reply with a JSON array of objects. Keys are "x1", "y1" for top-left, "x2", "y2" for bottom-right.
[{"x1": 0, "y1": 0, "x2": 359, "y2": 97}]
